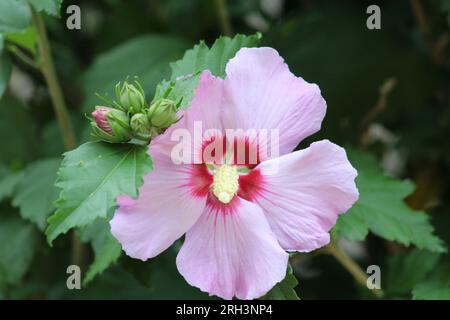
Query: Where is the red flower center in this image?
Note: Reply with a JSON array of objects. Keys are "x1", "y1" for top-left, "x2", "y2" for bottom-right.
[{"x1": 187, "y1": 134, "x2": 266, "y2": 209}]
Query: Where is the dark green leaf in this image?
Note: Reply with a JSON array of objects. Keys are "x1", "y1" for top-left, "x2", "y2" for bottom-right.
[
  {"x1": 84, "y1": 235, "x2": 121, "y2": 285},
  {"x1": 82, "y1": 34, "x2": 189, "y2": 112},
  {"x1": 12, "y1": 158, "x2": 61, "y2": 230},
  {"x1": 0, "y1": 97, "x2": 37, "y2": 165},
  {"x1": 263, "y1": 264, "x2": 299, "y2": 300},
  {"x1": 412, "y1": 263, "x2": 450, "y2": 300},
  {"x1": 81, "y1": 219, "x2": 121, "y2": 285},
  {"x1": 336, "y1": 149, "x2": 446, "y2": 253},
  {"x1": 386, "y1": 249, "x2": 441, "y2": 297},
  {"x1": 0, "y1": 170, "x2": 24, "y2": 202},
  {"x1": 0, "y1": 214, "x2": 36, "y2": 288},
  {"x1": 53, "y1": 248, "x2": 212, "y2": 299}
]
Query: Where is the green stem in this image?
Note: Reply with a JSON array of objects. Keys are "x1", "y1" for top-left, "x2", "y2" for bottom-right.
[
  {"x1": 31, "y1": 7, "x2": 77, "y2": 150},
  {"x1": 31, "y1": 7, "x2": 84, "y2": 270},
  {"x1": 71, "y1": 232, "x2": 84, "y2": 271},
  {"x1": 214, "y1": 0, "x2": 233, "y2": 36},
  {"x1": 325, "y1": 243, "x2": 384, "y2": 299}
]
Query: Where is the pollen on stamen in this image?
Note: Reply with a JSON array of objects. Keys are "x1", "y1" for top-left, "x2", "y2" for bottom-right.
[{"x1": 212, "y1": 165, "x2": 239, "y2": 204}]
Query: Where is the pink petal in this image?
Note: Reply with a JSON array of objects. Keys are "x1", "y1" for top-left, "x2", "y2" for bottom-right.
[
  {"x1": 222, "y1": 47, "x2": 326, "y2": 156},
  {"x1": 153, "y1": 70, "x2": 224, "y2": 163},
  {"x1": 110, "y1": 145, "x2": 207, "y2": 260},
  {"x1": 176, "y1": 197, "x2": 288, "y2": 300},
  {"x1": 254, "y1": 140, "x2": 359, "y2": 252},
  {"x1": 92, "y1": 107, "x2": 113, "y2": 134}
]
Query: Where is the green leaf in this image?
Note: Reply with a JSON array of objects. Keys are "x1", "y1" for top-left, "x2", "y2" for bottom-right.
[
  {"x1": 5, "y1": 26, "x2": 37, "y2": 54},
  {"x1": 335, "y1": 149, "x2": 446, "y2": 253},
  {"x1": 263, "y1": 264, "x2": 299, "y2": 300},
  {"x1": 25, "y1": 0, "x2": 63, "y2": 17},
  {"x1": 0, "y1": 0, "x2": 31, "y2": 34},
  {"x1": 386, "y1": 250, "x2": 441, "y2": 297},
  {"x1": 412, "y1": 264, "x2": 450, "y2": 300},
  {"x1": 82, "y1": 34, "x2": 189, "y2": 112},
  {"x1": 84, "y1": 235, "x2": 121, "y2": 285},
  {"x1": 0, "y1": 170, "x2": 24, "y2": 202},
  {"x1": 152, "y1": 75, "x2": 200, "y2": 111},
  {"x1": 333, "y1": 208, "x2": 368, "y2": 241},
  {"x1": 53, "y1": 246, "x2": 212, "y2": 299},
  {"x1": 164, "y1": 33, "x2": 262, "y2": 109},
  {"x1": 170, "y1": 42, "x2": 208, "y2": 78},
  {"x1": 0, "y1": 214, "x2": 36, "y2": 288},
  {"x1": 46, "y1": 142, "x2": 153, "y2": 244},
  {"x1": 81, "y1": 219, "x2": 121, "y2": 285},
  {"x1": 12, "y1": 158, "x2": 60, "y2": 230},
  {"x1": 40, "y1": 114, "x2": 84, "y2": 158},
  {"x1": 170, "y1": 33, "x2": 262, "y2": 78},
  {"x1": 0, "y1": 97, "x2": 37, "y2": 165}
]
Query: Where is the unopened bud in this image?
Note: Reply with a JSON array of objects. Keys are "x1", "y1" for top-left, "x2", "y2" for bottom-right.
[
  {"x1": 130, "y1": 113, "x2": 152, "y2": 141},
  {"x1": 147, "y1": 98, "x2": 178, "y2": 129},
  {"x1": 91, "y1": 106, "x2": 132, "y2": 143},
  {"x1": 92, "y1": 107, "x2": 113, "y2": 134},
  {"x1": 116, "y1": 80, "x2": 146, "y2": 114}
]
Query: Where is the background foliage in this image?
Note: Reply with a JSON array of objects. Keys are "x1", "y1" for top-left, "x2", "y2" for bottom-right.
[{"x1": 0, "y1": 0, "x2": 449, "y2": 300}]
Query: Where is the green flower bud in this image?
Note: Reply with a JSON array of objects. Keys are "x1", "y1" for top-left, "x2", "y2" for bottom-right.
[
  {"x1": 91, "y1": 106, "x2": 132, "y2": 143},
  {"x1": 116, "y1": 80, "x2": 146, "y2": 114},
  {"x1": 147, "y1": 98, "x2": 178, "y2": 129},
  {"x1": 130, "y1": 113, "x2": 152, "y2": 141}
]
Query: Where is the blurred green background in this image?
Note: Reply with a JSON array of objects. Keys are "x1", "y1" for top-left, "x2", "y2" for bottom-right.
[{"x1": 0, "y1": 0, "x2": 449, "y2": 299}]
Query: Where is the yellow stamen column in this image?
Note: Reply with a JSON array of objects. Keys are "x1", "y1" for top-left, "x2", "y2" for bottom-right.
[{"x1": 212, "y1": 165, "x2": 239, "y2": 204}]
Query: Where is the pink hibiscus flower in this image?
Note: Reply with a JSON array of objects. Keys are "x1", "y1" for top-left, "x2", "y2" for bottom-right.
[{"x1": 110, "y1": 47, "x2": 359, "y2": 299}]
